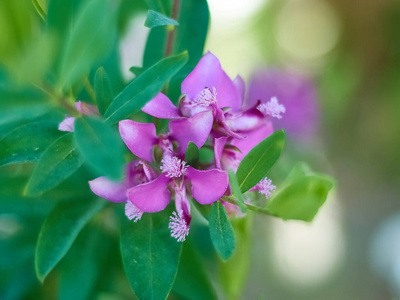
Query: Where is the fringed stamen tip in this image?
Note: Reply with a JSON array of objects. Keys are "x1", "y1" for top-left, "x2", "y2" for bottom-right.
[{"x1": 169, "y1": 211, "x2": 190, "y2": 242}]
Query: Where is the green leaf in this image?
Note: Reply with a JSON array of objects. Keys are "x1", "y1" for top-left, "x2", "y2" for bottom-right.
[
  {"x1": 129, "y1": 66, "x2": 144, "y2": 76},
  {"x1": 0, "y1": 120, "x2": 63, "y2": 167},
  {"x1": 173, "y1": 238, "x2": 217, "y2": 300},
  {"x1": 167, "y1": 0, "x2": 209, "y2": 101},
  {"x1": 266, "y1": 169, "x2": 334, "y2": 222},
  {"x1": 32, "y1": 0, "x2": 47, "y2": 20},
  {"x1": 25, "y1": 133, "x2": 85, "y2": 196},
  {"x1": 145, "y1": 10, "x2": 179, "y2": 28},
  {"x1": 209, "y1": 201, "x2": 236, "y2": 261},
  {"x1": 94, "y1": 67, "x2": 113, "y2": 116},
  {"x1": 120, "y1": 210, "x2": 182, "y2": 300},
  {"x1": 219, "y1": 216, "x2": 252, "y2": 299},
  {"x1": 104, "y1": 52, "x2": 188, "y2": 124},
  {"x1": 143, "y1": 27, "x2": 168, "y2": 69},
  {"x1": 185, "y1": 142, "x2": 199, "y2": 168},
  {"x1": 35, "y1": 198, "x2": 105, "y2": 282},
  {"x1": 236, "y1": 129, "x2": 286, "y2": 193},
  {"x1": 74, "y1": 116, "x2": 124, "y2": 179},
  {"x1": 58, "y1": 0, "x2": 117, "y2": 88},
  {"x1": 145, "y1": 0, "x2": 165, "y2": 13},
  {"x1": 228, "y1": 170, "x2": 246, "y2": 213}
]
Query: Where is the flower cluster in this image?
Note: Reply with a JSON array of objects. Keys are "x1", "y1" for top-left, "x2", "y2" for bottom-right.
[{"x1": 88, "y1": 52, "x2": 283, "y2": 242}]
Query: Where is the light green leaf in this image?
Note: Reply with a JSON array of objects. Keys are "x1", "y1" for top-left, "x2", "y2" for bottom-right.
[
  {"x1": 185, "y1": 142, "x2": 199, "y2": 168},
  {"x1": 32, "y1": 0, "x2": 47, "y2": 19},
  {"x1": 120, "y1": 210, "x2": 182, "y2": 300},
  {"x1": 58, "y1": 0, "x2": 117, "y2": 89},
  {"x1": 236, "y1": 129, "x2": 285, "y2": 193},
  {"x1": 209, "y1": 201, "x2": 236, "y2": 261},
  {"x1": 35, "y1": 198, "x2": 105, "y2": 282},
  {"x1": 0, "y1": 120, "x2": 63, "y2": 167},
  {"x1": 266, "y1": 170, "x2": 334, "y2": 222},
  {"x1": 104, "y1": 52, "x2": 188, "y2": 124},
  {"x1": 228, "y1": 170, "x2": 246, "y2": 213},
  {"x1": 74, "y1": 116, "x2": 124, "y2": 179},
  {"x1": 145, "y1": 10, "x2": 179, "y2": 28},
  {"x1": 25, "y1": 133, "x2": 85, "y2": 196},
  {"x1": 94, "y1": 67, "x2": 113, "y2": 116}
]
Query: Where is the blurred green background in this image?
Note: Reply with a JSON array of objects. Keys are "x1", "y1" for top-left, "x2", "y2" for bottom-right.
[{"x1": 1, "y1": 0, "x2": 400, "y2": 298}]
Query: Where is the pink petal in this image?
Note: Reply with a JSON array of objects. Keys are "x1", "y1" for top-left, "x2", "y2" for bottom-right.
[
  {"x1": 119, "y1": 120, "x2": 158, "y2": 162},
  {"x1": 214, "y1": 137, "x2": 228, "y2": 169},
  {"x1": 58, "y1": 116, "x2": 76, "y2": 132},
  {"x1": 231, "y1": 122, "x2": 274, "y2": 156},
  {"x1": 142, "y1": 93, "x2": 182, "y2": 119},
  {"x1": 185, "y1": 167, "x2": 229, "y2": 205},
  {"x1": 181, "y1": 52, "x2": 241, "y2": 110},
  {"x1": 233, "y1": 75, "x2": 246, "y2": 101},
  {"x1": 169, "y1": 110, "x2": 213, "y2": 153},
  {"x1": 127, "y1": 174, "x2": 171, "y2": 213},
  {"x1": 89, "y1": 176, "x2": 127, "y2": 202},
  {"x1": 75, "y1": 101, "x2": 99, "y2": 115}
]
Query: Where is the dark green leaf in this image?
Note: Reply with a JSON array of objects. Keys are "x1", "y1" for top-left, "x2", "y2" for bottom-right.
[
  {"x1": 167, "y1": 0, "x2": 209, "y2": 101},
  {"x1": 185, "y1": 142, "x2": 199, "y2": 168},
  {"x1": 94, "y1": 67, "x2": 113, "y2": 116},
  {"x1": 236, "y1": 129, "x2": 286, "y2": 193},
  {"x1": 209, "y1": 201, "x2": 236, "y2": 261},
  {"x1": 120, "y1": 210, "x2": 182, "y2": 300},
  {"x1": 145, "y1": 10, "x2": 179, "y2": 28},
  {"x1": 143, "y1": 27, "x2": 168, "y2": 69},
  {"x1": 228, "y1": 170, "x2": 246, "y2": 213},
  {"x1": 104, "y1": 52, "x2": 188, "y2": 123},
  {"x1": 25, "y1": 133, "x2": 85, "y2": 196},
  {"x1": 129, "y1": 66, "x2": 144, "y2": 76},
  {"x1": 35, "y1": 198, "x2": 105, "y2": 282},
  {"x1": 58, "y1": 0, "x2": 117, "y2": 88},
  {"x1": 0, "y1": 120, "x2": 63, "y2": 167},
  {"x1": 145, "y1": 0, "x2": 165, "y2": 13},
  {"x1": 173, "y1": 238, "x2": 217, "y2": 300},
  {"x1": 266, "y1": 170, "x2": 334, "y2": 222},
  {"x1": 219, "y1": 216, "x2": 252, "y2": 299},
  {"x1": 74, "y1": 116, "x2": 124, "y2": 179}
]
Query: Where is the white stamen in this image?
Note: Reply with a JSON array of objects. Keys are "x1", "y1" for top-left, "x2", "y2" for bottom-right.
[
  {"x1": 257, "y1": 97, "x2": 286, "y2": 119},
  {"x1": 160, "y1": 156, "x2": 187, "y2": 178},
  {"x1": 193, "y1": 87, "x2": 217, "y2": 107},
  {"x1": 125, "y1": 201, "x2": 143, "y2": 222},
  {"x1": 169, "y1": 211, "x2": 190, "y2": 242},
  {"x1": 256, "y1": 177, "x2": 276, "y2": 199}
]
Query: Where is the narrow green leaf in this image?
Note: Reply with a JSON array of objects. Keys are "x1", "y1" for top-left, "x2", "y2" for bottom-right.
[
  {"x1": 74, "y1": 116, "x2": 124, "y2": 179},
  {"x1": 145, "y1": 0, "x2": 165, "y2": 13},
  {"x1": 145, "y1": 10, "x2": 179, "y2": 28},
  {"x1": 209, "y1": 201, "x2": 236, "y2": 261},
  {"x1": 94, "y1": 67, "x2": 113, "y2": 116},
  {"x1": 228, "y1": 170, "x2": 246, "y2": 213},
  {"x1": 104, "y1": 52, "x2": 188, "y2": 124},
  {"x1": 219, "y1": 216, "x2": 252, "y2": 299},
  {"x1": 35, "y1": 198, "x2": 105, "y2": 282},
  {"x1": 129, "y1": 66, "x2": 144, "y2": 76},
  {"x1": 0, "y1": 120, "x2": 63, "y2": 167},
  {"x1": 236, "y1": 129, "x2": 286, "y2": 193},
  {"x1": 185, "y1": 142, "x2": 199, "y2": 168},
  {"x1": 173, "y1": 238, "x2": 218, "y2": 300},
  {"x1": 59, "y1": 0, "x2": 117, "y2": 88},
  {"x1": 25, "y1": 133, "x2": 85, "y2": 196},
  {"x1": 32, "y1": 0, "x2": 47, "y2": 20},
  {"x1": 120, "y1": 210, "x2": 182, "y2": 300},
  {"x1": 143, "y1": 27, "x2": 168, "y2": 69},
  {"x1": 266, "y1": 172, "x2": 334, "y2": 222}
]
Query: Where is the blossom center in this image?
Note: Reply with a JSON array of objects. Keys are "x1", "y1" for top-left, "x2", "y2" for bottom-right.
[
  {"x1": 257, "y1": 97, "x2": 286, "y2": 119},
  {"x1": 193, "y1": 87, "x2": 217, "y2": 107},
  {"x1": 255, "y1": 177, "x2": 276, "y2": 199},
  {"x1": 169, "y1": 211, "x2": 190, "y2": 242},
  {"x1": 160, "y1": 156, "x2": 187, "y2": 178}
]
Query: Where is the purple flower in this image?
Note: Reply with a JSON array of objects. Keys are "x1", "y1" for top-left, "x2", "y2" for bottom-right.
[
  {"x1": 58, "y1": 101, "x2": 99, "y2": 132},
  {"x1": 246, "y1": 68, "x2": 319, "y2": 140},
  {"x1": 89, "y1": 160, "x2": 156, "y2": 222},
  {"x1": 126, "y1": 156, "x2": 229, "y2": 241}
]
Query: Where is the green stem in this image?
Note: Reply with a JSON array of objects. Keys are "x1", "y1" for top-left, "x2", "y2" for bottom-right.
[
  {"x1": 221, "y1": 196, "x2": 276, "y2": 216},
  {"x1": 83, "y1": 77, "x2": 96, "y2": 102}
]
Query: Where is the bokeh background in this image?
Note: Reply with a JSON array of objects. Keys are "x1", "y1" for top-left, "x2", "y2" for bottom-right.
[{"x1": 1, "y1": 0, "x2": 400, "y2": 298}]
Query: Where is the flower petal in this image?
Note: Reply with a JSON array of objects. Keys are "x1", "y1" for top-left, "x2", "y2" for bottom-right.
[
  {"x1": 127, "y1": 174, "x2": 171, "y2": 213},
  {"x1": 181, "y1": 52, "x2": 241, "y2": 110},
  {"x1": 142, "y1": 93, "x2": 182, "y2": 119},
  {"x1": 75, "y1": 101, "x2": 99, "y2": 115},
  {"x1": 89, "y1": 176, "x2": 127, "y2": 202},
  {"x1": 58, "y1": 116, "x2": 75, "y2": 132},
  {"x1": 231, "y1": 122, "x2": 273, "y2": 156},
  {"x1": 214, "y1": 137, "x2": 228, "y2": 169},
  {"x1": 169, "y1": 110, "x2": 213, "y2": 153},
  {"x1": 185, "y1": 167, "x2": 229, "y2": 205},
  {"x1": 233, "y1": 75, "x2": 246, "y2": 101},
  {"x1": 119, "y1": 120, "x2": 158, "y2": 162}
]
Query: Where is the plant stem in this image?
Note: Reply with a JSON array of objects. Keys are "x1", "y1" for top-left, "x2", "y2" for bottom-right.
[
  {"x1": 221, "y1": 196, "x2": 276, "y2": 216},
  {"x1": 165, "y1": 0, "x2": 180, "y2": 57},
  {"x1": 83, "y1": 77, "x2": 96, "y2": 102}
]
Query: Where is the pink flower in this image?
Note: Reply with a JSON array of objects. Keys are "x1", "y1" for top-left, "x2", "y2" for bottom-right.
[{"x1": 58, "y1": 101, "x2": 99, "y2": 132}]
